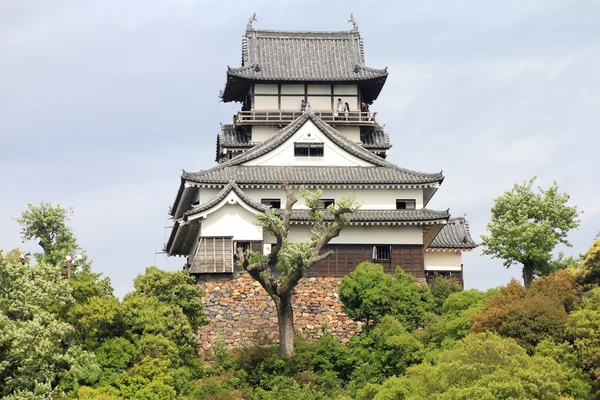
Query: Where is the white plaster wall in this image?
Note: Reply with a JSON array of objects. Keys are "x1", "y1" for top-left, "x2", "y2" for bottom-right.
[
  {"x1": 307, "y1": 96, "x2": 332, "y2": 109},
  {"x1": 335, "y1": 126, "x2": 360, "y2": 142},
  {"x1": 243, "y1": 187, "x2": 424, "y2": 209},
  {"x1": 254, "y1": 84, "x2": 278, "y2": 94},
  {"x1": 254, "y1": 96, "x2": 278, "y2": 110},
  {"x1": 333, "y1": 85, "x2": 357, "y2": 95},
  {"x1": 424, "y1": 252, "x2": 462, "y2": 271},
  {"x1": 281, "y1": 96, "x2": 304, "y2": 110},
  {"x1": 281, "y1": 84, "x2": 304, "y2": 95},
  {"x1": 251, "y1": 126, "x2": 279, "y2": 142},
  {"x1": 188, "y1": 221, "x2": 202, "y2": 258},
  {"x1": 244, "y1": 120, "x2": 374, "y2": 167},
  {"x1": 265, "y1": 225, "x2": 422, "y2": 244},
  {"x1": 197, "y1": 188, "x2": 221, "y2": 205},
  {"x1": 307, "y1": 84, "x2": 331, "y2": 95},
  {"x1": 333, "y1": 96, "x2": 359, "y2": 110},
  {"x1": 200, "y1": 204, "x2": 263, "y2": 241}
]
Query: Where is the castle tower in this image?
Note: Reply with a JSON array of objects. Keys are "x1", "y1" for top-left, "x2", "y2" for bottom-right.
[{"x1": 165, "y1": 15, "x2": 476, "y2": 285}]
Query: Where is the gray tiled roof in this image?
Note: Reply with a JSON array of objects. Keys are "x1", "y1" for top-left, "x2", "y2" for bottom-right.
[
  {"x1": 218, "y1": 124, "x2": 253, "y2": 147},
  {"x1": 184, "y1": 166, "x2": 440, "y2": 185},
  {"x1": 227, "y1": 29, "x2": 388, "y2": 82},
  {"x1": 291, "y1": 209, "x2": 449, "y2": 223},
  {"x1": 429, "y1": 217, "x2": 478, "y2": 249},
  {"x1": 184, "y1": 180, "x2": 269, "y2": 218},
  {"x1": 186, "y1": 113, "x2": 443, "y2": 185},
  {"x1": 361, "y1": 126, "x2": 391, "y2": 149},
  {"x1": 215, "y1": 124, "x2": 255, "y2": 162}
]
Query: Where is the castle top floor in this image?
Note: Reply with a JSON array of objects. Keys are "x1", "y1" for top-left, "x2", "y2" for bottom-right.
[{"x1": 220, "y1": 15, "x2": 389, "y2": 109}]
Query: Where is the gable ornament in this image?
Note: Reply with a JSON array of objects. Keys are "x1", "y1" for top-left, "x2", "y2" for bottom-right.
[
  {"x1": 348, "y1": 14, "x2": 358, "y2": 31},
  {"x1": 247, "y1": 12, "x2": 257, "y2": 30}
]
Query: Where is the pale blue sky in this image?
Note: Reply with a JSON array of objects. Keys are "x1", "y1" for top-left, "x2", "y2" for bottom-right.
[{"x1": 1, "y1": 1, "x2": 598, "y2": 297}]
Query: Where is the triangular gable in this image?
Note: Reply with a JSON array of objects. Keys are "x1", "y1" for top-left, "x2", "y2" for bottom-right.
[
  {"x1": 244, "y1": 118, "x2": 375, "y2": 167},
  {"x1": 183, "y1": 180, "x2": 269, "y2": 222},
  {"x1": 182, "y1": 113, "x2": 444, "y2": 186},
  {"x1": 206, "y1": 113, "x2": 399, "y2": 170}
]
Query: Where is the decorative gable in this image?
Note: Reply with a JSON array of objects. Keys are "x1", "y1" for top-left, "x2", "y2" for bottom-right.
[{"x1": 244, "y1": 119, "x2": 375, "y2": 167}]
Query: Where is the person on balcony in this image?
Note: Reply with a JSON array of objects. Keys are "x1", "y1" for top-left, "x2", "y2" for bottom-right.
[
  {"x1": 335, "y1": 98, "x2": 344, "y2": 118},
  {"x1": 301, "y1": 99, "x2": 307, "y2": 112},
  {"x1": 344, "y1": 102, "x2": 350, "y2": 120},
  {"x1": 361, "y1": 102, "x2": 369, "y2": 120}
]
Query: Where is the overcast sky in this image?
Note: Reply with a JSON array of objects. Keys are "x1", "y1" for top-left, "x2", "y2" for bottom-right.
[{"x1": 1, "y1": 1, "x2": 598, "y2": 297}]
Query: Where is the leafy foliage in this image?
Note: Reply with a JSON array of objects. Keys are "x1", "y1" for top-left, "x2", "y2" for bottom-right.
[
  {"x1": 480, "y1": 177, "x2": 580, "y2": 287},
  {"x1": 3, "y1": 201, "x2": 600, "y2": 399},
  {"x1": 14, "y1": 202, "x2": 80, "y2": 267},
  {"x1": 472, "y1": 279, "x2": 570, "y2": 351},
  {"x1": 581, "y1": 238, "x2": 600, "y2": 288},
  {"x1": 0, "y1": 252, "x2": 100, "y2": 398},
  {"x1": 368, "y1": 333, "x2": 566, "y2": 400},
  {"x1": 132, "y1": 266, "x2": 207, "y2": 331},
  {"x1": 339, "y1": 262, "x2": 434, "y2": 329},
  {"x1": 567, "y1": 287, "x2": 600, "y2": 390},
  {"x1": 428, "y1": 273, "x2": 463, "y2": 313}
]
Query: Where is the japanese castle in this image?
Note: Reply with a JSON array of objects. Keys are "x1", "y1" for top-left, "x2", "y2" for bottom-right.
[{"x1": 165, "y1": 15, "x2": 477, "y2": 286}]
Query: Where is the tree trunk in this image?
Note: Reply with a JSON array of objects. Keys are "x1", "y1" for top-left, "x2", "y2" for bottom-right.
[
  {"x1": 275, "y1": 290, "x2": 295, "y2": 358},
  {"x1": 523, "y1": 261, "x2": 534, "y2": 288}
]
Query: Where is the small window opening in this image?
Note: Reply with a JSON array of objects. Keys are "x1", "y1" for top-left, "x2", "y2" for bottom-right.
[
  {"x1": 261, "y1": 199, "x2": 281, "y2": 209},
  {"x1": 372, "y1": 245, "x2": 391, "y2": 260},
  {"x1": 396, "y1": 199, "x2": 416, "y2": 210},
  {"x1": 319, "y1": 199, "x2": 335, "y2": 209},
  {"x1": 294, "y1": 142, "x2": 324, "y2": 157},
  {"x1": 235, "y1": 241, "x2": 251, "y2": 252}
]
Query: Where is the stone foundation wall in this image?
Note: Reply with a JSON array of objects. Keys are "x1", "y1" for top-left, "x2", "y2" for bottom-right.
[{"x1": 196, "y1": 274, "x2": 363, "y2": 354}]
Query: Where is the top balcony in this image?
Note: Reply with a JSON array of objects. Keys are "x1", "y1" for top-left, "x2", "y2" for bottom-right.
[{"x1": 235, "y1": 109, "x2": 377, "y2": 126}]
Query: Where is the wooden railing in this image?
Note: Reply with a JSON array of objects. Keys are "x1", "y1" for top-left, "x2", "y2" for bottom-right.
[{"x1": 236, "y1": 109, "x2": 377, "y2": 126}]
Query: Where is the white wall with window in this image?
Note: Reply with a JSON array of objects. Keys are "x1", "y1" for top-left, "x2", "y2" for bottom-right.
[{"x1": 244, "y1": 120, "x2": 375, "y2": 167}]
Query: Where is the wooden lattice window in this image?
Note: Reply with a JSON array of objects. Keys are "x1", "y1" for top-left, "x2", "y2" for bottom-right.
[
  {"x1": 189, "y1": 237, "x2": 234, "y2": 273},
  {"x1": 372, "y1": 245, "x2": 391, "y2": 261}
]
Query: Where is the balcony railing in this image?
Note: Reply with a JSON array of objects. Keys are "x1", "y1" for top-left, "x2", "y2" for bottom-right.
[{"x1": 236, "y1": 109, "x2": 377, "y2": 126}]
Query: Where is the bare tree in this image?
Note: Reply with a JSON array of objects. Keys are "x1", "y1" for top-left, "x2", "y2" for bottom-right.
[{"x1": 237, "y1": 185, "x2": 358, "y2": 358}]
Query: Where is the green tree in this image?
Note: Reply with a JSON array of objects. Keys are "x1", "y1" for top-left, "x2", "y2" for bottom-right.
[
  {"x1": 15, "y1": 202, "x2": 113, "y2": 302},
  {"x1": 14, "y1": 202, "x2": 79, "y2": 267},
  {"x1": 339, "y1": 262, "x2": 434, "y2": 329},
  {"x1": 480, "y1": 177, "x2": 580, "y2": 287},
  {"x1": 472, "y1": 279, "x2": 569, "y2": 351},
  {"x1": 346, "y1": 316, "x2": 425, "y2": 382},
  {"x1": 428, "y1": 274, "x2": 462, "y2": 313},
  {"x1": 69, "y1": 296, "x2": 122, "y2": 349},
  {"x1": 237, "y1": 186, "x2": 358, "y2": 358},
  {"x1": 132, "y1": 266, "x2": 207, "y2": 331},
  {"x1": 367, "y1": 333, "x2": 566, "y2": 400},
  {"x1": 119, "y1": 293, "x2": 197, "y2": 362},
  {"x1": 424, "y1": 289, "x2": 488, "y2": 348},
  {"x1": 535, "y1": 340, "x2": 594, "y2": 400},
  {"x1": 0, "y1": 252, "x2": 100, "y2": 398},
  {"x1": 567, "y1": 287, "x2": 600, "y2": 390},
  {"x1": 581, "y1": 238, "x2": 600, "y2": 288}
]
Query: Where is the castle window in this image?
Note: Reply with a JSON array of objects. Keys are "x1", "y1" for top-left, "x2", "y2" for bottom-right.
[
  {"x1": 319, "y1": 199, "x2": 335, "y2": 209},
  {"x1": 372, "y1": 245, "x2": 391, "y2": 261},
  {"x1": 261, "y1": 198, "x2": 281, "y2": 208},
  {"x1": 396, "y1": 199, "x2": 416, "y2": 210},
  {"x1": 294, "y1": 142, "x2": 324, "y2": 157}
]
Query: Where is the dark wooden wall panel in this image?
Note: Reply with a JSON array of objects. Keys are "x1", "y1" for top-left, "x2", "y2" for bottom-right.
[{"x1": 308, "y1": 244, "x2": 424, "y2": 279}]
